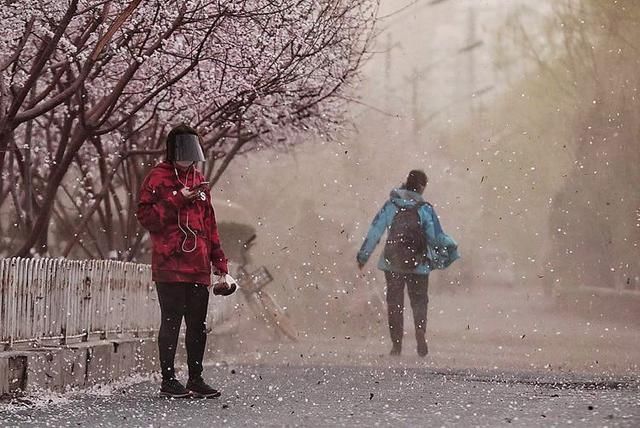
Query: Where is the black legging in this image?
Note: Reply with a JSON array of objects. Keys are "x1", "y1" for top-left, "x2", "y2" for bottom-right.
[
  {"x1": 384, "y1": 271, "x2": 429, "y2": 347},
  {"x1": 155, "y1": 282, "x2": 209, "y2": 381}
]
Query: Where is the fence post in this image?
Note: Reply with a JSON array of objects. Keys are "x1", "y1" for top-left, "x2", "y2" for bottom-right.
[
  {"x1": 0, "y1": 259, "x2": 8, "y2": 350},
  {"x1": 8, "y1": 258, "x2": 20, "y2": 350},
  {"x1": 98, "y1": 260, "x2": 108, "y2": 340},
  {"x1": 60, "y1": 259, "x2": 69, "y2": 346}
]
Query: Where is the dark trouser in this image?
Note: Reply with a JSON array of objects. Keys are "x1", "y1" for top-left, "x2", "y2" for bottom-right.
[
  {"x1": 384, "y1": 271, "x2": 429, "y2": 348},
  {"x1": 155, "y1": 282, "x2": 209, "y2": 381}
]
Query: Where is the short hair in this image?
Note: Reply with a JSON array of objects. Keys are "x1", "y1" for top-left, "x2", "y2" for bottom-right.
[{"x1": 405, "y1": 169, "x2": 428, "y2": 192}]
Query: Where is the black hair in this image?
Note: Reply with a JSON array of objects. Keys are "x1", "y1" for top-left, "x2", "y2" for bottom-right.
[{"x1": 405, "y1": 169, "x2": 428, "y2": 192}]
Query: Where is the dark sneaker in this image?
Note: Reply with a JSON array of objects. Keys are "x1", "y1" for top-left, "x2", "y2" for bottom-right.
[
  {"x1": 390, "y1": 344, "x2": 402, "y2": 356},
  {"x1": 417, "y1": 339, "x2": 428, "y2": 357},
  {"x1": 213, "y1": 282, "x2": 236, "y2": 296},
  {"x1": 187, "y1": 377, "x2": 221, "y2": 398},
  {"x1": 160, "y1": 378, "x2": 191, "y2": 398}
]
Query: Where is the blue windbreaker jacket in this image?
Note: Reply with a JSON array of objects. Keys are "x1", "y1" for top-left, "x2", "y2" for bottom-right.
[{"x1": 357, "y1": 188, "x2": 459, "y2": 275}]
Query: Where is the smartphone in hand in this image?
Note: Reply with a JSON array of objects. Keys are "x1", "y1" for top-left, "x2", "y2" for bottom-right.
[{"x1": 190, "y1": 181, "x2": 210, "y2": 191}]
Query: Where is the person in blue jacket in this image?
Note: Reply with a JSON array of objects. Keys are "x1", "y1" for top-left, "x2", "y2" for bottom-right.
[{"x1": 357, "y1": 170, "x2": 459, "y2": 356}]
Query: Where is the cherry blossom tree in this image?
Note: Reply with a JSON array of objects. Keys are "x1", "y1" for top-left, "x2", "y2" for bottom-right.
[{"x1": 0, "y1": 0, "x2": 377, "y2": 258}]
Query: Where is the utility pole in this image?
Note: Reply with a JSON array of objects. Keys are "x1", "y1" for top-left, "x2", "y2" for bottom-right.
[
  {"x1": 383, "y1": 33, "x2": 403, "y2": 109},
  {"x1": 384, "y1": 33, "x2": 392, "y2": 95},
  {"x1": 380, "y1": 32, "x2": 404, "y2": 163},
  {"x1": 466, "y1": 4, "x2": 478, "y2": 119},
  {"x1": 403, "y1": 65, "x2": 432, "y2": 141}
]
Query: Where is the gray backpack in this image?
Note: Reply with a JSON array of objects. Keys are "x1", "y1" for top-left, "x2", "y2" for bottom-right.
[{"x1": 384, "y1": 203, "x2": 427, "y2": 268}]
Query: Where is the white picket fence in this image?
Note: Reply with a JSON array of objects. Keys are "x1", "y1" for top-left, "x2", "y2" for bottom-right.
[{"x1": 0, "y1": 257, "x2": 229, "y2": 350}]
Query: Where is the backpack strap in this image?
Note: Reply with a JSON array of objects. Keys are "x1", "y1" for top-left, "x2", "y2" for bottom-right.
[{"x1": 415, "y1": 201, "x2": 426, "y2": 224}]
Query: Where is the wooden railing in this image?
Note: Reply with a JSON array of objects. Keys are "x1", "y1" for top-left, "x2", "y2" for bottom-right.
[{"x1": 0, "y1": 257, "x2": 228, "y2": 349}]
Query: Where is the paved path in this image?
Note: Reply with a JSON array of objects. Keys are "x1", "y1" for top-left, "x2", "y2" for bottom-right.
[{"x1": 2, "y1": 363, "x2": 638, "y2": 427}]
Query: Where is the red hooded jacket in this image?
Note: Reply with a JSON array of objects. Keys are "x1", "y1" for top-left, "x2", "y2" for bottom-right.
[{"x1": 136, "y1": 161, "x2": 227, "y2": 285}]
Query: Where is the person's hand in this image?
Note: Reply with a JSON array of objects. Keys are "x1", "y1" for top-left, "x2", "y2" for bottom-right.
[
  {"x1": 210, "y1": 277, "x2": 226, "y2": 289},
  {"x1": 357, "y1": 261, "x2": 365, "y2": 271},
  {"x1": 180, "y1": 187, "x2": 198, "y2": 201},
  {"x1": 191, "y1": 182, "x2": 210, "y2": 192},
  {"x1": 209, "y1": 270, "x2": 225, "y2": 289}
]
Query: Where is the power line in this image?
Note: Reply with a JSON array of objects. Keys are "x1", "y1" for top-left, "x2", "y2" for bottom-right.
[{"x1": 381, "y1": 0, "x2": 456, "y2": 29}]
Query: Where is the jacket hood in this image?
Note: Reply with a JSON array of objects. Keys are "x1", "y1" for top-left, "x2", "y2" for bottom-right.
[{"x1": 389, "y1": 188, "x2": 425, "y2": 208}]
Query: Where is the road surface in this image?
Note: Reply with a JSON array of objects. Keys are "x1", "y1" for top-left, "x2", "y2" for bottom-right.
[{"x1": 2, "y1": 361, "x2": 638, "y2": 427}]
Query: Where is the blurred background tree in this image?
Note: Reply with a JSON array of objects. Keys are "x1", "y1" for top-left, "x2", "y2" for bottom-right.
[{"x1": 475, "y1": 0, "x2": 640, "y2": 292}]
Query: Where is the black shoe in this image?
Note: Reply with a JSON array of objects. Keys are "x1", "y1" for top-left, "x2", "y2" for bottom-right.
[
  {"x1": 160, "y1": 378, "x2": 191, "y2": 398},
  {"x1": 417, "y1": 339, "x2": 428, "y2": 357},
  {"x1": 390, "y1": 344, "x2": 401, "y2": 356},
  {"x1": 187, "y1": 376, "x2": 221, "y2": 398}
]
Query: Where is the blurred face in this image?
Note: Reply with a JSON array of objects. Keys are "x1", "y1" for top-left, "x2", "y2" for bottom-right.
[{"x1": 174, "y1": 160, "x2": 194, "y2": 169}]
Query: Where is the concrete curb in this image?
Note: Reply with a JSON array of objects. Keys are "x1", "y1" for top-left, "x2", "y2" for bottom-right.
[
  {"x1": 0, "y1": 331, "x2": 236, "y2": 395},
  {"x1": 0, "y1": 339, "x2": 154, "y2": 395},
  {"x1": 0, "y1": 352, "x2": 27, "y2": 394}
]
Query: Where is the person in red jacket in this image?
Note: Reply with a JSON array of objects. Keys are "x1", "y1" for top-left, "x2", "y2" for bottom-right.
[{"x1": 137, "y1": 124, "x2": 235, "y2": 398}]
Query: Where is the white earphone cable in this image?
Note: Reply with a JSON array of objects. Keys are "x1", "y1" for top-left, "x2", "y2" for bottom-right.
[{"x1": 174, "y1": 165, "x2": 198, "y2": 253}]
